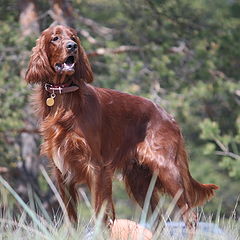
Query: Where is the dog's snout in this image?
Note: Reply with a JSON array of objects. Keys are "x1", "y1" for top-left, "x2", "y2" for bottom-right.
[{"x1": 66, "y1": 41, "x2": 77, "y2": 51}]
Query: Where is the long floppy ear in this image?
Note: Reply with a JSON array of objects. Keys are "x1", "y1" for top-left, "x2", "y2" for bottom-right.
[
  {"x1": 76, "y1": 38, "x2": 94, "y2": 83},
  {"x1": 25, "y1": 33, "x2": 53, "y2": 83}
]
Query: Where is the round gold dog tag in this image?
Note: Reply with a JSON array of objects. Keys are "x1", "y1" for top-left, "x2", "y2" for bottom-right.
[{"x1": 46, "y1": 97, "x2": 54, "y2": 106}]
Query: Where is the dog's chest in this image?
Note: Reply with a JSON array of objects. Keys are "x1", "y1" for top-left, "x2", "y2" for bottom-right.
[
  {"x1": 52, "y1": 146, "x2": 64, "y2": 173},
  {"x1": 41, "y1": 118, "x2": 92, "y2": 181}
]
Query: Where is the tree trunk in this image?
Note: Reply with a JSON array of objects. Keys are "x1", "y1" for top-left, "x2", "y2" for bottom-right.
[
  {"x1": 19, "y1": 0, "x2": 40, "y2": 37},
  {"x1": 50, "y1": 0, "x2": 75, "y2": 27},
  {"x1": 15, "y1": 0, "x2": 41, "y2": 202},
  {"x1": 19, "y1": 0, "x2": 40, "y2": 179}
]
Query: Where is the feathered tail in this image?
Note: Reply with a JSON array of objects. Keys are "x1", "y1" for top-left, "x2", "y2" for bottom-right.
[
  {"x1": 178, "y1": 141, "x2": 219, "y2": 207},
  {"x1": 187, "y1": 175, "x2": 219, "y2": 207}
]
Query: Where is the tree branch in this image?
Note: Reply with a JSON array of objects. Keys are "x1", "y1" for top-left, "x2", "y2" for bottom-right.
[
  {"x1": 214, "y1": 137, "x2": 240, "y2": 161},
  {"x1": 87, "y1": 45, "x2": 140, "y2": 57},
  {"x1": 76, "y1": 14, "x2": 117, "y2": 37},
  {"x1": 214, "y1": 138, "x2": 229, "y2": 152},
  {"x1": 215, "y1": 151, "x2": 240, "y2": 161},
  {"x1": 78, "y1": 29, "x2": 97, "y2": 44}
]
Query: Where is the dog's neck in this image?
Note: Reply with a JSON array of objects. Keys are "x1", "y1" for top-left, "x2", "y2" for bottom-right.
[
  {"x1": 44, "y1": 82, "x2": 79, "y2": 94},
  {"x1": 44, "y1": 74, "x2": 76, "y2": 99},
  {"x1": 37, "y1": 75, "x2": 88, "y2": 118},
  {"x1": 52, "y1": 72, "x2": 75, "y2": 85}
]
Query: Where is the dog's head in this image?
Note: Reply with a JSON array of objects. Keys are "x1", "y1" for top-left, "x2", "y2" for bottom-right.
[{"x1": 25, "y1": 25, "x2": 93, "y2": 84}]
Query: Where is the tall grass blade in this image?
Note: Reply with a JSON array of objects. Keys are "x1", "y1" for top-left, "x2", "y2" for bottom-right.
[
  {"x1": 40, "y1": 166, "x2": 69, "y2": 222},
  {"x1": 92, "y1": 201, "x2": 107, "y2": 240},
  {"x1": 0, "y1": 175, "x2": 52, "y2": 239},
  {"x1": 140, "y1": 173, "x2": 158, "y2": 226},
  {"x1": 33, "y1": 194, "x2": 53, "y2": 224},
  {"x1": 0, "y1": 218, "x2": 50, "y2": 240},
  {"x1": 148, "y1": 194, "x2": 164, "y2": 229},
  {"x1": 39, "y1": 165, "x2": 74, "y2": 238}
]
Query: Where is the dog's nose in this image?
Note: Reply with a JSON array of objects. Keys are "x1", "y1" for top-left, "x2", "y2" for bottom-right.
[{"x1": 66, "y1": 41, "x2": 77, "y2": 51}]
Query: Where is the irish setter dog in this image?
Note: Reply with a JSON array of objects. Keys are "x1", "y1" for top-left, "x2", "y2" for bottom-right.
[{"x1": 25, "y1": 25, "x2": 218, "y2": 230}]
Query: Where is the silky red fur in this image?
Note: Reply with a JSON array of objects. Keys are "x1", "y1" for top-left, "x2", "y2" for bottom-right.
[{"x1": 25, "y1": 25, "x2": 218, "y2": 227}]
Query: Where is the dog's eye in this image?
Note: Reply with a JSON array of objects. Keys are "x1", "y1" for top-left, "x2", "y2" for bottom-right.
[
  {"x1": 52, "y1": 36, "x2": 59, "y2": 42},
  {"x1": 71, "y1": 36, "x2": 76, "y2": 42}
]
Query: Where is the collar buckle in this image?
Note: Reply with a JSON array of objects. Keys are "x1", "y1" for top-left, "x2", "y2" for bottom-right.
[{"x1": 44, "y1": 83, "x2": 52, "y2": 91}]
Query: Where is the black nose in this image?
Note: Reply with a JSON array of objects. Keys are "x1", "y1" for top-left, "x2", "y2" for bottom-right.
[{"x1": 66, "y1": 41, "x2": 77, "y2": 51}]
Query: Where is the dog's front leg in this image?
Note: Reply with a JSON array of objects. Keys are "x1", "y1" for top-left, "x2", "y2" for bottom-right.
[
  {"x1": 91, "y1": 165, "x2": 115, "y2": 228},
  {"x1": 55, "y1": 168, "x2": 78, "y2": 222}
]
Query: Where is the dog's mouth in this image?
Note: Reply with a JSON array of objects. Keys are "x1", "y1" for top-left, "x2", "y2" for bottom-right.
[{"x1": 55, "y1": 56, "x2": 75, "y2": 74}]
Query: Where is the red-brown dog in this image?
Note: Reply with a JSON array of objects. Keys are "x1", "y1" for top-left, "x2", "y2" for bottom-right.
[{"x1": 25, "y1": 25, "x2": 218, "y2": 229}]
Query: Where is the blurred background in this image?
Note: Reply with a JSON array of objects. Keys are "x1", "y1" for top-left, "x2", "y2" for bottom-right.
[{"x1": 0, "y1": 0, "x2": 239, "y2": 221}]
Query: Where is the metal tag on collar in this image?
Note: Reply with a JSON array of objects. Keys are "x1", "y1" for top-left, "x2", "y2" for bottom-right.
[{"x1": 46, "y1": 91, "x2": 56, "y2": 107}]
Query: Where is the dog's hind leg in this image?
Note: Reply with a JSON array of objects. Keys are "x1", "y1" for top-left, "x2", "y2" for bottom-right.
[
  {"x1": 136, "y1": 135, "x2": 198, "y2": 234},
  {"x1": 124, "y1": 161, "x2": 163, "y2": 231},
  {"x1": 124, "y1": 162, "x2": 160, "y2": 212}
]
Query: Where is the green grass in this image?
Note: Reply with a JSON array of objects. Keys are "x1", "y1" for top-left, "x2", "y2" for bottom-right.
[{"x1": 0, "y1": 172, "x2": 239, "y2": 240}]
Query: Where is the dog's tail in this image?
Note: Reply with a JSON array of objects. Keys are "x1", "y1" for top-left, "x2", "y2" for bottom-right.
[
  {"x1": 186, "y1": 174, "x2": 219, "y2": 207},
  {"x1": 178, "y1": 141, "x2": 219, "y2": 207}
]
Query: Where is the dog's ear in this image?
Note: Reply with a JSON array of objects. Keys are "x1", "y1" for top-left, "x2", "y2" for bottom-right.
[
  {"x1": 25, "y1": 31, "x2": 54, "y2": 84},
  {"x1": 75, "y1": 37, "x2": 94, "y2": 83}
]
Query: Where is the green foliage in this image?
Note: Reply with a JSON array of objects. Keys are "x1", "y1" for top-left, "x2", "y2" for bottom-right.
[
  {"x1": 0, "y1": 20, "x2": 28, "y2": 166},
  {"x1": 0, "y1": 0, "x2": 239, "y2": 218},
  {"x1": 200, "y1": 119, "x2": 220, "y2": 140},
  {"x1": 200, "y1": 118, "x2": 240, "y2": 179}
]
